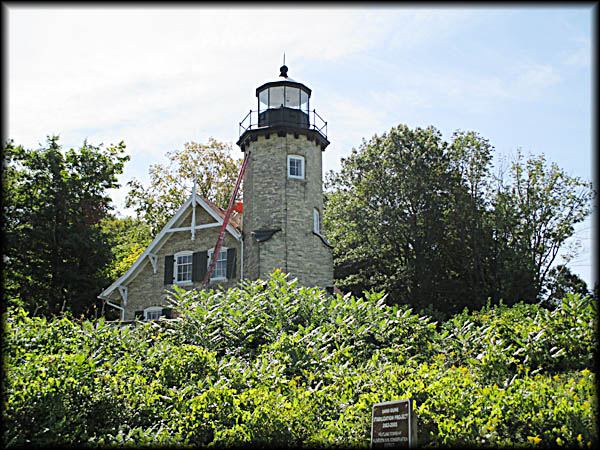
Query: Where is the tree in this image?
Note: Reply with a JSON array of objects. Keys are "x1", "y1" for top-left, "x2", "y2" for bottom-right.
[
  {"x1": 446, "y1": 130, "x2": 497, "y2": 307},
  {"x1": 489, "y1": 150, "x2": 594, "y2": 303},
  {"x1": 542, "y1": 264, "x2": 590, "y2": 305},
  {"x1": 324, "y1": 124, "x2": 594, "y2": 316},
  {"x1": 2, "y1": 136, "x2": 129, "y2": 317},
  {"x1": 125, "y1": 138, "x2": 242, "y2": 235},
  {"x1": 324, "y1": 125, "x2": 484, "y2": 315},
  {"x1": 100, "y1": 215, "x2": 152, "y2": 281}
]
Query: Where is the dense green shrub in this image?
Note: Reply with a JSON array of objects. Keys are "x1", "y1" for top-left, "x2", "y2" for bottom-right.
[
  {"x1": 2, "y1": 272, "x2": 597, "y2": 447},
  {"x1": 438, "y1": 295, "x2": 597, "y2": 382}
]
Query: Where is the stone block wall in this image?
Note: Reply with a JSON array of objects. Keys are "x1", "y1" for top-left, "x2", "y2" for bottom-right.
[
  {"x1": 107, "y1": 228, "x2": 241, "y2": 321},
  {"x1": 242, "y1": 132, "x2": 333, "y2": 288}
]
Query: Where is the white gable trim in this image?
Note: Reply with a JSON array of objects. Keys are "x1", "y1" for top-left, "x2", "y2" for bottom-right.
[
  {"x1": 118, "y1": 286, "x2": 128, "y2": 305},
  {"x1": 98, "y1": 193, "x2": 241, "y2": 301},
  {"x1": 193, "y1": 194, "x2": 241, "y2": 241},
  {"x1": 168, "y1": 196, "x2": 241, "y2": 237},
  {"x1": 167, "y1": 222, "x2": 221, "y2": 233},
  {"x1": 148, "y1": 253, "x2": 158, "y2": 273}
]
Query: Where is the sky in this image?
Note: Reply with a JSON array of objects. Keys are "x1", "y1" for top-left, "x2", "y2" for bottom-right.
[{"x1": 5, "y1": 5, "x2": 596, "y2": 287}]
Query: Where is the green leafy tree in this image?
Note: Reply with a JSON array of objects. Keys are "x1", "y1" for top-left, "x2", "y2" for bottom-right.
[
  {"x1": 542, "y1": 264, "x2": 590, "y2": 305},
  {"x1": 446, "y1": 130, "x2": 498, "y2": 307},
  {"x1": 324, "y1": 125, "x2": 484, "y2": 315},
  {"x1": 100, "y1": 215, "x2": 152, "y2": 281},
  {"x1": 2, "y1": 136, "x2": 129, "y2": 317},
  {"x1": 324, "y1": 124, "x2": 594, "y2": 315},
  {"x1": 125, "y1": 138, "x2": 241, "y2": 235},
  {"x1": 489, "y1": 150, "x2": 594, "y2": 303}
]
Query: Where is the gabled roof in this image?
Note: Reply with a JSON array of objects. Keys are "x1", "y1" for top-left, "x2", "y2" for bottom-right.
[
  {"x1": 98, "y1": 193, "x2": 241, "y2": 301},
  {"x1": 204, "y1": 197, "x2": 242, "y2": 232}
]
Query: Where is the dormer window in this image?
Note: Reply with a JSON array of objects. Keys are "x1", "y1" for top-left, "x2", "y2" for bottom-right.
[{"x1": 288, "y1": 155, "x2": 304, "y2": 179}]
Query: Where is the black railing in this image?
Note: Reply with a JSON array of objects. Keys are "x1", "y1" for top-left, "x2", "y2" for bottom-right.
[{"x1": 239, "y1": 108, "x2": 327, "y2": 140}]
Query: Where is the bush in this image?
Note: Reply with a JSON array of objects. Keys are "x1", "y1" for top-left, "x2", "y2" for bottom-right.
[{"x1": 2, "y1": 272, "x2": 597, "y2": 447}]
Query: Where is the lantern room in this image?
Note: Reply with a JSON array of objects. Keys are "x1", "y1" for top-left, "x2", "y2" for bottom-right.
[
  {"x1": 237, "y1": 65, "x2": 329, "y2": 153},
  {"x1": 256, "y1": 65, "x2": 311, "y2": 128}
]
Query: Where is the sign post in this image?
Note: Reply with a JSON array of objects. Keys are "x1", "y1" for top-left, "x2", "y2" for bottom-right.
[{"x1": 371, "y1": 399, "x2": 417, "y2": 448}]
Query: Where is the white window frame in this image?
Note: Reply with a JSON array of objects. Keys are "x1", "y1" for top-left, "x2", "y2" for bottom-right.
[
  {"x1": 287, "y1": 155, "x2": 305, "y2": 179},
  {"x1": 144, "y1": 306, "x2": 163, "y2": 321},
  {"x1": 174, "y1": 250, "x2": 193, "y2": 286},
  {"x1": 313, "y1": 208, "x2": 320, "y2": 234},
  {"x1": 208, "y1": 247, "x2": 228, "y2": 281}
]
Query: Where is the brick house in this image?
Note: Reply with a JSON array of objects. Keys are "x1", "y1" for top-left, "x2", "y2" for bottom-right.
[{"x1": 99, "y1": 65, "x2": 334, "y2": 321}]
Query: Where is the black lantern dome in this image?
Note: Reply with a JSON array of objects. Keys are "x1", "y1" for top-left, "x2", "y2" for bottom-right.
[{"x1": 256, "y1": 65, "x2": 311, "y2": 128}]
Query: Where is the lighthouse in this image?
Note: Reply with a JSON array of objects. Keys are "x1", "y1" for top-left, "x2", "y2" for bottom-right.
[{"x1": 237, "y1": 65, "x2": 333, "y2": 289}]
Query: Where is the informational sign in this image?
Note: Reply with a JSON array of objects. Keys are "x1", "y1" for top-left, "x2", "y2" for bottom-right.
[{"x1": 371, "y1": 398, "x2": 417, "y2": 448}]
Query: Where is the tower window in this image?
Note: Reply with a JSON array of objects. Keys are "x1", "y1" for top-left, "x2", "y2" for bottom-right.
[
  {"x1": 313, "y1": 208, "x2": 320, "y2": 234},
  {"x1": 288, "y1": 155, "x2": 305, "y2": 179}
]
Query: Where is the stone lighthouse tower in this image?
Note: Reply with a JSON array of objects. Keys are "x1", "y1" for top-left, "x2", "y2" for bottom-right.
[{"x1": 236, "y1": 65, "x2": 333, "y2": 290}]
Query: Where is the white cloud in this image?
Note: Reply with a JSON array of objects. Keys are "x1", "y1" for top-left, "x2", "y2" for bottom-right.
[
  {"x1": 359, "y1": 58, "x2": 561, "y2": 119},
  {"x1": 7, "y1": 7, "x2": 569, "y2": 158},
  {"x1": 384, "y1": 8, "x2": 481, "y2": 50},
  {"x1": 562, "y1": 36, "x2": 591, "y2": 67},
  {"x1": 7, "y1": 7, "x2": 386, "y2": 151},
  {"x1": 512, "y1": 61, "x2": 561, "y2": 95}
]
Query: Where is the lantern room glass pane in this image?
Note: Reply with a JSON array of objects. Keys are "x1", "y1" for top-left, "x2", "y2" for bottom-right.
[
  {"x1": 259, "y1": 89, "x2": 268, "y2": 113},
  {"x1": 268, "y1": 86, "x2": 284, "y2": 108},
  {"x1": 300, "y1": 90, "x2": 309, "y2": 114},
  {"x1": 284, "y1": 86, "x2": 301, "y2": 108}
]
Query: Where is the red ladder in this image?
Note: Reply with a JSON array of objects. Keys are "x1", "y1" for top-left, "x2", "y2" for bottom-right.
[{"x1": 203, "y1": 151, "x2": 250, "y2": 285}]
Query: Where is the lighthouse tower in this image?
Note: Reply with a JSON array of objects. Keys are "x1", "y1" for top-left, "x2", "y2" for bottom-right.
[{"x1": 236, "y1": 65, "x2": 333, "y2": 289}]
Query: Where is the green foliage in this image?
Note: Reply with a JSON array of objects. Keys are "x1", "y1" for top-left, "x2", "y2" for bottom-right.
[
  {"x1": 323, "y1": 125, "x2": 594, "y2": 316},
  {"x1": 490, "y1": 149, "x2": 595, "y2": 303},
  {"x1": 323, "y1": 125, "x2": 512, "y2": 316},
  {"x1": 100, "y1": 216, "x2": 152, "y2": 281},
  {"x1": 2, "y1": 272, "x2": 597, "y2": 447},
  {"x1": 439, "y1": 294, "x2": 597, "y2": 382},
  {"x1": 324, "y1": 125, "x2": 475, "y2": 315},
  {"x1": 2, "y1": 136, "x2": 129, "y2": 317},
  {"x1": 542, "y1": 264, "x2": 590, "y2": 306}
]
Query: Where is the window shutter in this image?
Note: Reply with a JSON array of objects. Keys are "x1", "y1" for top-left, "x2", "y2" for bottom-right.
[
  {"x1": 192, "y1": 251, "x2": 208, "y2": 282},
  {"x1": 164, "y1": 255, "x2": 174, "y2": 285},
  {"x1": 161, "y1": 308, "x2": 172, "y2": 319},
  {"x1": 226, "y1": 247, "x2": 237, "y2": 279}
]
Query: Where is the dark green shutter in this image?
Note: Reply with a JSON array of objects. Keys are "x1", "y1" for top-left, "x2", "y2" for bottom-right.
[
  {"x1": 226, "y1": 247, "x2": 237, "y2": 279},
  {"x1": 164, "y1": 255, "x2": 174, "y2": 285},
  {"x1": 192, "y1": 251, "x2": 208, "y2": 282}
]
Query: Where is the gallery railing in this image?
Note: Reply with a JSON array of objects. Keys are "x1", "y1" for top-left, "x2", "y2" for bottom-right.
[{"x1": 239, "y1": 108, "x2": 327, "y2": 140}]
